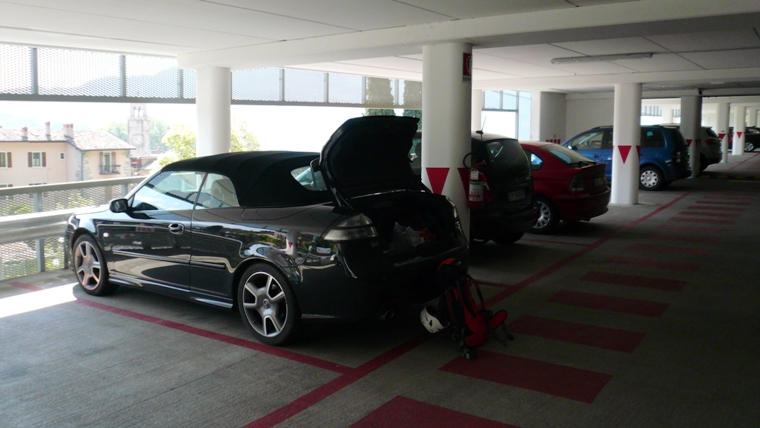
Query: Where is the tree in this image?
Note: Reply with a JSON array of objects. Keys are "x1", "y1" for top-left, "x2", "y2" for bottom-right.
[
  {"x1": 402, "y1": 81, "x2": 422, "y2": 129},
  {"x1": 104, "y1": 121, "x2": 128, "y2": 141},
  {"x1": 159, "y1": 124, "x2": 196, "y2": 166},
  {"x1": 150, "y1": 119, "x2": 170, "y2": 153},
  {"x1": 364, "y1": 77, "x2": 396, "y2": 117},
  {"x1": 231, "y1": 119, "x2": 261, "y2": 152}
]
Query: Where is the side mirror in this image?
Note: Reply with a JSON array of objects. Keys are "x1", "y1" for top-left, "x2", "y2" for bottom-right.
[
  {"x1": 110, "y1": 198, "x2": 129, "y2": 213},
  {"x1": 310, "y1": 158, "x2": 321, "y2": 172}
]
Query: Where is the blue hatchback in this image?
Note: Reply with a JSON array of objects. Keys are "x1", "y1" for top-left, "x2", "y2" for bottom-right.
[{"x1": 562, "y1": 125, "x2": 691, "y2": 190}]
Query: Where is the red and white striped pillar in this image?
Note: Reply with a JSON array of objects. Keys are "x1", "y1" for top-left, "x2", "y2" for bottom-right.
[
  {"x1": 733, "y1": 105, "x2": 746, "y2": 156},
  {"x1": 717, "y1": 102, "x2": 730, "y2": 163}
]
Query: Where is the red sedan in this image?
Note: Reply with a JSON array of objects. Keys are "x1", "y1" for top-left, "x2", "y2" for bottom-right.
[{"x1": 520, "y1": 142, "x2": 610, "y2": 234}]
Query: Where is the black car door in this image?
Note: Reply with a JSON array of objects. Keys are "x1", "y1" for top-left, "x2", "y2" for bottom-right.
[{"x1": 107, "y1": 171, "x2": 202, "y2": 289}]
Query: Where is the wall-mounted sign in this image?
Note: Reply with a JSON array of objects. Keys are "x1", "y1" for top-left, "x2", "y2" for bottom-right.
[{"x1": 463, "y1": 53, "x2": 472, "y2": 82}]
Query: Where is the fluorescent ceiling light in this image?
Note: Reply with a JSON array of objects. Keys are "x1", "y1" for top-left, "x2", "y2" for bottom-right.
[{"x1": 551, "y1": 52, "x2": 654, "y2": 64}]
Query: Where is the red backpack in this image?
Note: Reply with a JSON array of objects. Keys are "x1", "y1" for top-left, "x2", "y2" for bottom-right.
[{"x1": 433, "y1": 258, "x2": 513, "y2": 359}]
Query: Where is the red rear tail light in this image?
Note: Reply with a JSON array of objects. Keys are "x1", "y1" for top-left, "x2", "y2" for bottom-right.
[
  {"x1": 705, "y1": 138, "x2": 720, "y2": 145},
  {"x1": 674, "y1": 151, "x2": 682, "y2": 163},
  {"x1": 570, "y1": 174, "x2": 585, "y2": 193}
]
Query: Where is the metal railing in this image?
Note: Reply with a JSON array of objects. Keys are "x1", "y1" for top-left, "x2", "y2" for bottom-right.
[
  {"x1": 99, "y1": 164, "x2": 122, "y2": 175},
  {"x1": 0, "y1": 176, "x2": 145, "y2": 281}
]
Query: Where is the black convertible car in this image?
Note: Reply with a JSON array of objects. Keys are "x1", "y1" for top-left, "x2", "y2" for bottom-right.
[{"x1": 65, "y1": 116, "x2": 469, "y2": 345}]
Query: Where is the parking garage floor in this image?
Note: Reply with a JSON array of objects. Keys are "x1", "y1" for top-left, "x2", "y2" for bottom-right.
[{"x1": 2, "y1": 152, "x2": 760, "y2": 428}]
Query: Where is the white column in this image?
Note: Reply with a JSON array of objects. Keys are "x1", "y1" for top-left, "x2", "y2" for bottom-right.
[
  {"x1": 717, "y1": 103, "x2": 730, "y2": 163},
  {"x1": 196, "y1": 66, "x2": 231, "y2": 157},
  {"x1": 471, "y1": 89, "x2": 484, "y2": 132},
  {"x1": 748, "y1": 108, "x2": 759, "y2": 127},
  {"x1": 733, "y1": 106, "x2": 746, "y2": 156},
  {"x1": 610, "y1": 83, "x2": 641, "y2": 205},
  {"x1": 423, "y1": 43, "x2": 472, "y2": 237},
  {"x1": 680, "y1": 96, "x2": 702, "y2": 177},
  {"x1": 662, "y1": 108, "x2": 674, "y2": 124},
  {"x1": 531, "y1": 91, "x2": 567, "y2": 143}
]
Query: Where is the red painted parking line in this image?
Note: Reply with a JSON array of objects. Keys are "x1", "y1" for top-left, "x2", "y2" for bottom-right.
[
  {"x1": 581, "y1": 271, "x2": 687, "y2": 291},
  {"x1": 246, "y1": 337, "x2": 427, "y2": 428},
  {"x1": 351, "y1": 396, "x2": 518, "y2": 428},
  {"x1": 508, "y1": 315, "x2": 644, "y2": 353},
  {"x1": 657, "y1": 224, "x2": 728, "y2": 234},
  {"x1": 440, "y1": 350, "x2": 612, "y2": 404},
  {"x1": 547, "y1": 290, "x2": 669, "y2": 317},
  {"x1": 699, "y1": 195, "x2": 755, "y2": 202},
  {"x1": 728, "y1": 153, "x2": 760, "y2": 171},
  {"x1": 626, "y1": 243, "x2": 712, "y2": 256},
  {"x1": 521, "y1": 238, "x2": 590, "y2": 247},
  {"x1": 8, "y1": 281, "x2": 43, "y2": 291},
  {"x1": 607, "y1": 256, "x2": 699, "y2": 272},
  {"x1": 678, "y1": 210, "x2": 741, "y2": 218},
  {"x1": 477, "y1": 280, "x2": 519, "y2": 290},
  {"x1": 686, "y1": 205, "x2": 746, "y2": 212},
  {"x1": 644, "y1": 232, "x2": 721, "y2": 244},
  {"x1": 74, "y1": 299, "x2": 351, "y2": 374},
  {"x1": 668, "y1": 217, "x2": 735, "y2": 226},
  {"x1": 693, "y1": 200, "x2": 750, "y2": 206}
]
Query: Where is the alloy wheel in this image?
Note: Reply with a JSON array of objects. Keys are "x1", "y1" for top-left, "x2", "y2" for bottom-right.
[
  {"x1": 74, "y1": 240, "x2": 102, "y2": 290},
  {"x1": 241, "y1": 272, "x2": 288, "y2": 338}
]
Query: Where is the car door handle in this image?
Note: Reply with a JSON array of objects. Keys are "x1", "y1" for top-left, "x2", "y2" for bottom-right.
[{"x1": 168, "y1": 223, "x2": 185, "y2": 234}]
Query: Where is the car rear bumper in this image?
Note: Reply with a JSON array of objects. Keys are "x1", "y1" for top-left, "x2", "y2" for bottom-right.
[{"x1": 554, "y1": 189, "x2": 610, "y2": 222}]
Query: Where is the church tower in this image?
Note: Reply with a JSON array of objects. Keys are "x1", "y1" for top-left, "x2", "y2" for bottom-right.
[{"x1": 127, "y1": 103, "x2": 151, "y2": 157}]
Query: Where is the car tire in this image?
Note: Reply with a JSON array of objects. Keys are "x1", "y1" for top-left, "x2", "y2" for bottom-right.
[
  {"x1": 530, "y1": 196, "x2": 559, "y2": 234},
  {"x1": 699, "y1": 154, "x2": 708, "y2": 172},
  {"x1": 639, "y1": 166, "x2": 664, "y2": 190},
  {"x1": 746, "y1": 141, "x2": 756, "y2": 152},
  {"x1": 491, "y1": 232, "x2": 524, "y2": 245},
  {"x1": 72, "y1": 235, "x2": 118, "y2": 296},
  {"x1": 238, "y1": 263, "x2": 300, "y2": 346}
]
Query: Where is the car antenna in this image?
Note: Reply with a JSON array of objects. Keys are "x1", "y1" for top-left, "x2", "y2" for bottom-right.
[{"x1": 476, "y1": 117, "x2": 486, "y2": 136}]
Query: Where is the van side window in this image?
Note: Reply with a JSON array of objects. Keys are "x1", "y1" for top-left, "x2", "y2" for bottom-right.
[{"x1": 642, "y1": 130, "x2": 665, "y2": 148}]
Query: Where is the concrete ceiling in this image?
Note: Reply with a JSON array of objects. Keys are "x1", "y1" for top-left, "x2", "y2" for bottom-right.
[{"x1": 2, "y1": 0, "x2": 760, "y2": 97}]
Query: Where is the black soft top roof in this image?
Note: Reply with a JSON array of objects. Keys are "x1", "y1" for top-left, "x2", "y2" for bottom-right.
[{"x1": 163, "y1": 151, "x2": 329, "y2": 207}]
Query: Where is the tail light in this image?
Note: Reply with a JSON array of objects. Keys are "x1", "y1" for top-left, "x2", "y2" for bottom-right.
[
  {"x1": 323, "y1": 214, "x2": 378, "y2": 241},
  {"x1": 570, "y1": 174, "x2": 586, "y2": 193},
  {"x1": 674, "y1": 150, "x2": 682, "y2": 164},
  {"x1": 705, "y1": 138, "x2": 720, "y2": 145}
]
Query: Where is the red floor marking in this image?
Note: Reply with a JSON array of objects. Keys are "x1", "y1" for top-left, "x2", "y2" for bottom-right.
[
  {"x1": 699, "y1": 195, "x2": 755, "y2": 201},
  {"x1": 693, "y1": 200, "x2": 750, "y2": 206},
  {"x1": 657, "y1": 224, "x2": 728, "y2": 234},
  {"x1": 678, "y1": 210, "x2": 741, "y2": 218},
  {"x1": 626, "y1": 243, "x2": 712, "y2": 256},
  {"x1": 508, "y1": 315, "x2": 644, "y2": 353},
  {"x1": 607, "y1": 256, "x2": 699, "y2": 272},
  {"x1": 351, "y1": 396, "x2": 518, "y2": 428},
  {"x1": 74, "y1": 299, "x2": 351, "y2": 374},
  {"x1": 728, "y1": 153, "x2": 760, "y2": 171},
  {"x1": 246, "y1": 337, "x2": 427, "y2": 428},
  {"x1": 644, "y1": 232, "x2": 721, "y2": 244},
  {"x1": 581, "y1": 271, "x2": 687, "y2": 292},
  {"x1": 521, "y1": 238, "x2": 590, "y2": 247},
  {"x1": 440, "y1": 350, "x2": 612, "y2": 404},
  {"x1": 477, "y1": 280, "x2": 519, "y2": 290},
  {"x1": 547, "y1": 290, "x2": 669, "y2": 317},
  {"x1": 668, "y1": 217, "x2": 735, "y2": 226},
  {"x1": 686, "y1": 205, "x2": 745, "y2": 212},
  {"x1": 8, "y1": 281, "x2": 44, "y2": 291}
]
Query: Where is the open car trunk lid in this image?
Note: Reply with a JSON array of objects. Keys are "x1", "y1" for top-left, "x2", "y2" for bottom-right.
[{"x1": 318, "y1": 116, "x2": 423, "y2": 208}]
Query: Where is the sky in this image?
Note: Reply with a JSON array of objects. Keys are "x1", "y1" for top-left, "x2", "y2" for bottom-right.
[{"x1": 0, "y1": 100, "x2": 519, "y2": 152}]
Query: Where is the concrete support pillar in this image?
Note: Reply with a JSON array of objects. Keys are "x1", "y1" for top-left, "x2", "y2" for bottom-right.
[
  {"x1": 196, "y1": 66, "x2": 231, "y2": 157},
  {"x1": 662, "y1": 108, "x2": 674, "y2": 124},
  {"x1": 610, "y1": 83, "x2": 641, "y2": 205},
  {"x1": 733, "y1": 105, "x2": 746, "y2": 156},
  {"x1": 472, "y1": 89, "x2": 484, "y2": 131},
  {"x1": 717, "y1": 103, "x2": 730, "y2": 163},
  {"x1": 680, "y1": 96, "x2": 702, "y2": 177},
  {"x1": 531, "y1": 91, "x2": 567, "y2": 143},
  {"x1": 748, "y1": 108, "x2": 758, "y2": 127},
  {"x1": 422, "y1": 42, "x2": 472, "y2": 237}
]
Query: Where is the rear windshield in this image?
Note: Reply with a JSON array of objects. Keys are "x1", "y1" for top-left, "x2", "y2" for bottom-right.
[
  {"x1": 482, "y1": 139, "x2": 529, "y2": 171},
  {"x1": 705, "y1": 128, "x2": 719, "y2": 138},
  {"x1": 539, "y1": 144, "x2": 595, "y2": 166}
]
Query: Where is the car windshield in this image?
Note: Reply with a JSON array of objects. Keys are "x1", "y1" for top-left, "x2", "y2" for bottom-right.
[
  {"x1": 539, "y1": 144, "x2": 595, "y2": 166},
  {"x1": 482, "y1": 139, "x2": 529, "y2": 171},
  {"x1": 292, "y1": 166, "x2": 327, "y2": 191}
]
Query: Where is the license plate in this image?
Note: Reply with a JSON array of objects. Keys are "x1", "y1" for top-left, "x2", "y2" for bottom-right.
[
  {"x1": 507, "y1": 189, "x2": 525, "y2": 201},
  {"x1": 594, "y1": 177, "x2": 605, "y2": 187}
]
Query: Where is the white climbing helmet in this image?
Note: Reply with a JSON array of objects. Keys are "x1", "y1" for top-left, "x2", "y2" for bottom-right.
[{"x1": 420, "y1": 306, "x2": 447, "y2": 333}]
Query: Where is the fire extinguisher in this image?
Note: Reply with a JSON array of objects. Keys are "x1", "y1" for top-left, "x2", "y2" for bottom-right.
[{"x1": 469, "y1": 168, "x2": 485, "y2": 209}]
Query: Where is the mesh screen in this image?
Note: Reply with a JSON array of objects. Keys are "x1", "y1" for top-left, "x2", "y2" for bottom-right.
[
  {"x1": 127, "y1": 56, "x2": 179, "y2": 98},
  {"x1": 183, "y1": 69, "x2": 196, "y2": 99},
  {"x1": 232, "y1": 68, "x2": 280, "y2": 101},
  {"x1": 0, "y1": 237, "x2": 66, "y2": 281},
  {"x1": 38, "y1": 48, "x2": 122, "y2": 96},
  {"x1": 284, "y1": 69, "x2": 325, "y2": 102},
  {"x1": 328, "y1": 73, "x2": 362, "y2": 104},
  {"x1": 0, "y1": 183, "x2": 138, "y2": 216},
  {"x1": 0, "y1": 45, "x2": 32, "y2": 94}
]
